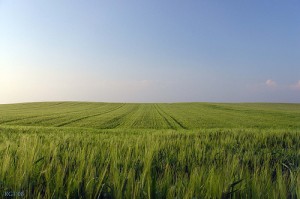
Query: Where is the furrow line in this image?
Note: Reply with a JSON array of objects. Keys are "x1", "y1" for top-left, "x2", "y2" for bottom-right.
[
  {"x1": 153, "y1": 104, "x2": 176, "y2": 129},
  {"x1": 55, "y1": 104, "x2": 126, "y2": 127},
  {"x1": 0, "y1": 103, "x2": 110, "y2": 125},
  {"x1": 0, "y1": 115, "x2": 43, "y2": 125},
  {"x1": 156, "y1": 104, "x2": 188, "y2": 129},
  {"x1": 100, "y1": 104, "x2": 141, "y2": 129},
  {"x1": 1, "y1": 102, "x2": 77, "y2": 112}
]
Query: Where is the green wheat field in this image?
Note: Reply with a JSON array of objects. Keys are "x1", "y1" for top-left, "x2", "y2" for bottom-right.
[{"x1": 0, "y1": 102, "x2": 299, "y2": 198}]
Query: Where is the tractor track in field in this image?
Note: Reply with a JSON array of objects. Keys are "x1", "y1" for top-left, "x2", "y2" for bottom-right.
[
  {"x1": 0, "y1": 103, "x2": 110, "y2": 125},
  {"x1": 100, "y1": 104, "x2": 141, "y2": 129},
  {"x1": 155, "y1": 104, "x2": 187, "y2": 129},
  {"x1": 154, "y1": 104, "x2": 176, "y2": 129},
  {"x1": 0, "y1": 115, "x2": 45, "y2": 125},
  {"x1": 113, "y1": 104, "x2": 143, "y2": 128},
  {"x1": 0, "y1": 102, "x2": 77, "y2": 111},
  {"x1": 55, "y1": 104, "x2": 126, "y2": 127}
]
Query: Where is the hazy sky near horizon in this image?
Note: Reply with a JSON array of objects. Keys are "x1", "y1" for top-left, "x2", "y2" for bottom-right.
[{"x1": 1, "y1": 0, "x2": 300, "y2": 103}]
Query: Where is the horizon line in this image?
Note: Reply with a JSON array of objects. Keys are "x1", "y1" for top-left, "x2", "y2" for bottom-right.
[{"x1": 1, "y1": 100, "x2": 299, "y2": 105}]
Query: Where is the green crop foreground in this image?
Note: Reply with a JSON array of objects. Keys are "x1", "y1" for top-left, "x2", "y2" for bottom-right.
[{"x1": 0, "y1": 102, "x2": 299, "y2": 198}]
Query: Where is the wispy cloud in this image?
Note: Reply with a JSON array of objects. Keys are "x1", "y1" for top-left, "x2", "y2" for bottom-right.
[
  {"x1": 290, "y1": 80, "x2": 300, "y2": 90},
  {"x1": 265, "y1": 79, "x2": 277, "y2": 88}
]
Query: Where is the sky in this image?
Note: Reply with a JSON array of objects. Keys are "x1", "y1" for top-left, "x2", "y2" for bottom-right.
[{"x1": 0, "y1": 0, "x2": 300, "y2": 103}]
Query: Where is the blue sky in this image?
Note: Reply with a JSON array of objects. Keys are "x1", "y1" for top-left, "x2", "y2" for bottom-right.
[{"x1": 0, "y1": 0, "x2": 299, "y2": 103}]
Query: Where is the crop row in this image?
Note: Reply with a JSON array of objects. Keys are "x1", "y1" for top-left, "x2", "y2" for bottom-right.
[{"x1": 0, "y1": 102, "x2": 299, "y2": 129}]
